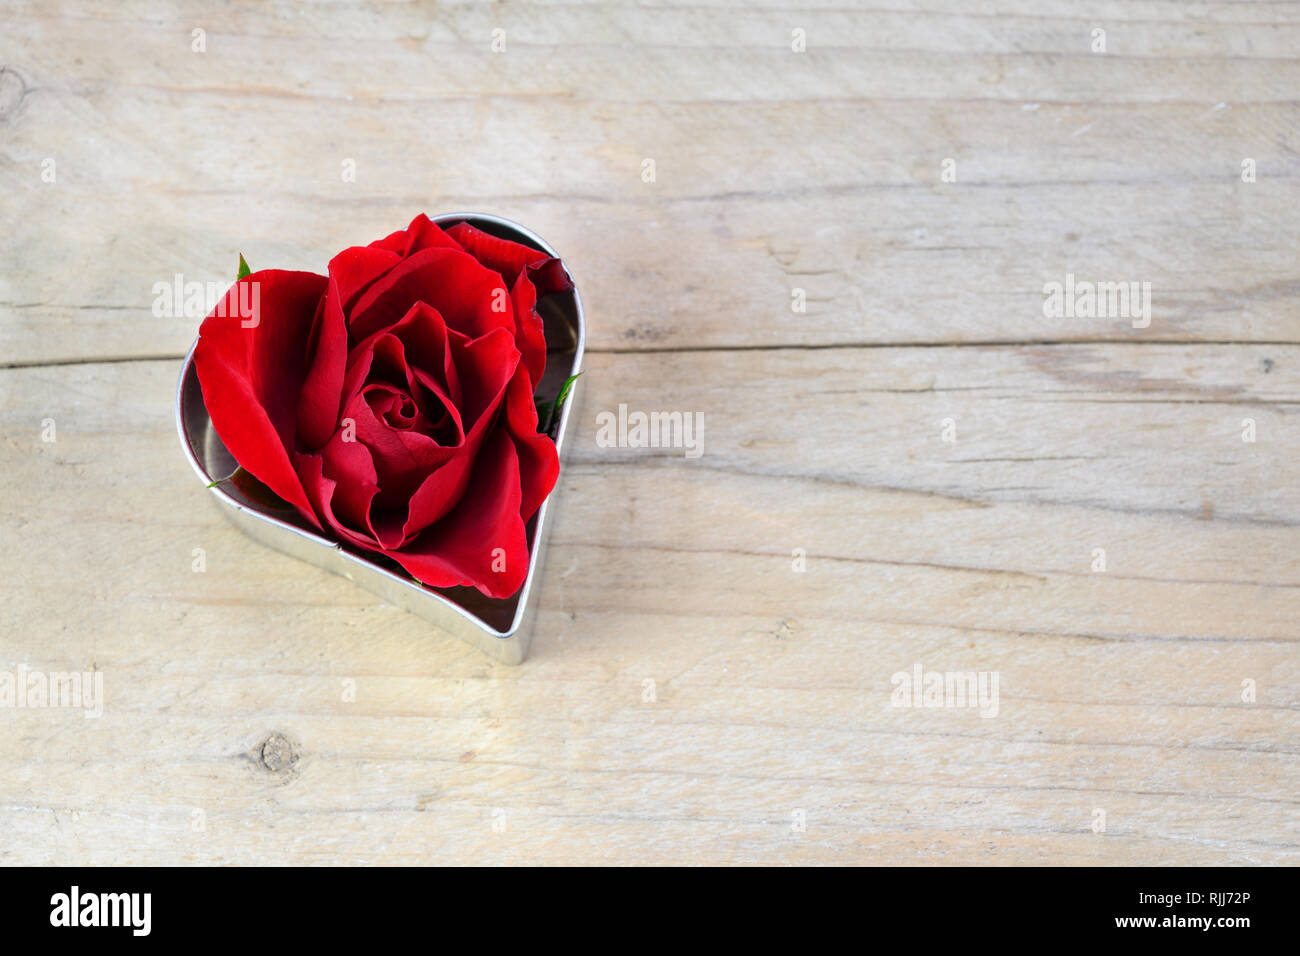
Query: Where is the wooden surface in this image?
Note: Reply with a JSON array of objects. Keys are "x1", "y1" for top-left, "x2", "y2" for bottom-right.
[{"x1": 1, "y1": 1, "x2": 1297, "y2": 865}]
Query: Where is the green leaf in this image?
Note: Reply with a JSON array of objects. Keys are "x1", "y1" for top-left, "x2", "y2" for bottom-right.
[
  {"x1": 237, "y1": 253, "x2": 251, "y2": 279},
  {"x1": 206, "y1": 466, "x2": 245, "y2": 489},
  {"x1": 553, "y1": 371, "x2": 582, "y2": 413},
  {"x1": 539, "y1": 371, "x2": 583, "y2": 433}
]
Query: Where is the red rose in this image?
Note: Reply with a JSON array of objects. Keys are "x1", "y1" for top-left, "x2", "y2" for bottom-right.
[{"x1": 193, "y1": 214, "x2": 572, "y2": 598}]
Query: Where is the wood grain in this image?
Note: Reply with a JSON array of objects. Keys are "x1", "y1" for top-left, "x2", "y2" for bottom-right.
[
  {"x1": 0, "y1": 0, "x2": 1296, "y2": 865},
  {"x1": 3, "y1": 1, "x2": 1299, "y2": 363}
]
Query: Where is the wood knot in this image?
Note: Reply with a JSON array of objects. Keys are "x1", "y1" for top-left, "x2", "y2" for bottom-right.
[
  {"x1": 260, "y1": 732, "x2": 298, "y2": 772},
  {"x1": 0, "y1": 68, "x2": 28, "y2": 122}
]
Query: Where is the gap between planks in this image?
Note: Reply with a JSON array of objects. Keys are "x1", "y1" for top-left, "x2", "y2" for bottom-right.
[{"x1": 3, "y1": 338, "x2": 1300, "y2": 371}]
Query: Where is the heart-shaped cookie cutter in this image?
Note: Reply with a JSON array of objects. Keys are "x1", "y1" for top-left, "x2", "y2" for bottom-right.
[{"x1": 175, "y1": 213, "x2": 584, "y2": 663}]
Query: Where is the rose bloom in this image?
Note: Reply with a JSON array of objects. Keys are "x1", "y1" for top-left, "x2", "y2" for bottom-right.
[{"x1": 194, "y1": 214, "x2": 572, "y2": 598}]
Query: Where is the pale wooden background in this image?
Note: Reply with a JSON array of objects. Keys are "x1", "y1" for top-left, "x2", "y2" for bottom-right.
[{"x1": 1, "y1": 0, "x2": 1297, "y2": 865}]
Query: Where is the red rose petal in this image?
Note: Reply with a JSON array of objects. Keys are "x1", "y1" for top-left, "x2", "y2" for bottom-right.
[
  {"x1": 508, "y1": 269, "x2": 548, "y2": 385},
  {"x1": 525, "y1": 256, "x2": 575, "y2": 297},
  {"x1": 348, "y1": 246, "x2": 512, "y2": 343},
  {"x1": 292, "y1": 454, "x2": 342, "y2": 533},
  {"x1": 388, "y1": 430, "x2": 529, "y2": 598},
  {"x1": 397, "y1": 328, "x2": 517, "y2": 541},
  {"x1": 319, "y1": 432, "x2": 381, "y2": 534},
  {"x1": 367, "y1": 333, "x2": 458, "y2": 438},
  {"x1": 194, "y1": 270, "x2": 328, "y2": 528},
  {"x1": 339, "y1": 304, "x2": 467, "y2": 442},
  {"x1": 398, "y1": 437, "x2": 479, "y2": 543},
  {"x1": 342, "y1": 381, "x2": 460, "y2": 503},
  {"x1": 328, "y1": 246, "x2": 402, "y2": 313},
  {"x1": 447, "y1": 325, "x2": 519, "y2": 427},
  {"x1": 444, "y1": 220, "x2": 549, "y2": 287},
  {"x1": 502, "y1": 365, "x2": 561, "y2": 521},
  {"x1": 296, "y1": 277, "x2": 349, "y2": 451},
  {"x1": 368, "y1": 213, "x2": 462, "y2": 258},
  {"x1": 388, "y1": 301, "x2": 463, "y2": 410}
]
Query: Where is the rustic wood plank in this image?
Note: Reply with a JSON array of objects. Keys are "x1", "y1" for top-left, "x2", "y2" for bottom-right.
[
  {"x1": 2, "y1": 2, "x2": 1298, "y2": 363},
  {"x1": 0, "y1": 348, "x2": 1294, "y2": 864}
]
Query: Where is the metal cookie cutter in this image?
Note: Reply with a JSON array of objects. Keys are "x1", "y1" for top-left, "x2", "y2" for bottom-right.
[{"x1": 175, "y1": 213, "x2": 584, "y2": 663}]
